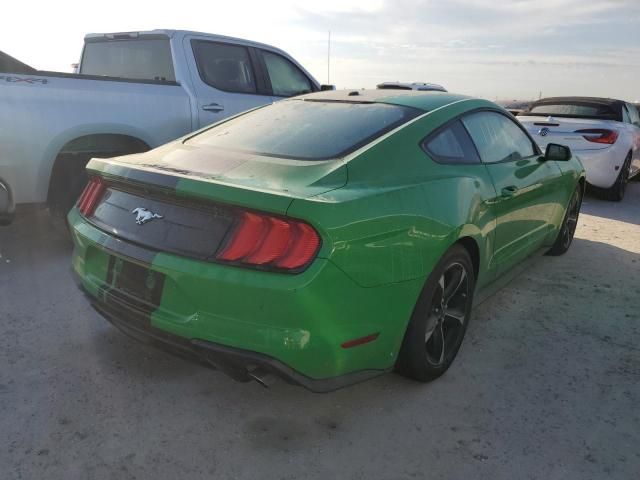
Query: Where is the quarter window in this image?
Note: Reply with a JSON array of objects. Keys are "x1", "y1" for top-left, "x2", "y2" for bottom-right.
[
  {"x1": 622, "y1": 105, "x2": 632, "y2": 124},
  {"x1": 192, "y1": 41, "x2": 257, "y2": 94},
  {"x1": 462, "y1": 111, "x2": 536, "y2": 163},
  {"x1": 422, "y1": 120, "x2": 480, "y2": 164},
  {"x1": 627, "y1": 104, "x2": 640, "y2": 126},
  {"x1": 262, "y1": 50, "x2": 313, "y2": 97}
]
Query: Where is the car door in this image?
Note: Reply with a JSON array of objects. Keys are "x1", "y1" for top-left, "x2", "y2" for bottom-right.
[
  {"x1": 185, "y1": 37, "x2": 273, "y2": 128},
  {"x1": 256, "y1": 49, "x2": 316, "y2": 103},
  {"x1": 462, "y1": 110, "x2": 564, "y2": 274}
]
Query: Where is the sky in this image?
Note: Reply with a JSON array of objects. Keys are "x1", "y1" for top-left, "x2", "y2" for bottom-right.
[{"x1": 3, "y1": 0, "x2": 639, "y2": 101}]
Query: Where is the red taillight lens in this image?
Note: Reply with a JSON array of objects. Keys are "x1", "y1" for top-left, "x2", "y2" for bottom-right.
[
  {"x1": 77, "y1": 177, "x2": 106, "y2": 217},
  {"x1": 575, "y1": 129, "x2": 619, "y2": 144},
  {"x1": 217, "y1": 211, "x2": 320, "y2": 272}
]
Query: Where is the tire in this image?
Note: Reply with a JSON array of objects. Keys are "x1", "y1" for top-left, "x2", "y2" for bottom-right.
[
  {"x1": 546, "y1": 185, "x2": 582, "y2": 256},
  {"x1": 48, "y1": 153, "x2": 90, "y2": 220},
  {"x1": 396, "y1": 244, "x2": 475, "y2": 382},
  {"x1": 602, "y1": 152, "x2": 631, "y2": 201}
]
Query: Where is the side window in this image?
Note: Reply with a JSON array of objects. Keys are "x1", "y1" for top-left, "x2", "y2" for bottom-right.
[
  {"x1": 462, "y1": 111, "x2": 536, "y2": 164},
  {"x1": 262, "y1": 50, "x2": 313, "y2": 97},
  {"x1": 422, "y1": 120, "x2": 480, "y2": 164},
  {"x1": 622, "y1": 105, "x2": 632, "y2": 124},
  {"x1": 191, "y1": 40, "x2": 257, "y2": 94}
]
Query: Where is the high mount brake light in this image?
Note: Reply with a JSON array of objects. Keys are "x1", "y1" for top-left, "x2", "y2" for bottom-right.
[
  {"x1": 217, "y1": 211, "x2": 320, "y2": 272},
  {"x1": 77, "y1": 177, "x2": 106, "y2": 217},
  {"x1": 575, "y1": 129, "x2": 619, "y2": 144}
]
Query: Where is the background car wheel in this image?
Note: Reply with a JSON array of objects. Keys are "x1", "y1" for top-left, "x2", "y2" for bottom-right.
[
  {"x1": 547, "y1": 185, "x2": 582, "y2": 256},
  {"x1": 602, "y1": 152, "x2": 631, "y2": 201},
  {"x1": 396, "y1": 244, "x2": 475, "y2": 382}
]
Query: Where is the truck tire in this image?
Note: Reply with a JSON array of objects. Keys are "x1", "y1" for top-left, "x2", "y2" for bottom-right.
[
  {"x1": 0, "y1": 177, "x2": 15, "y2": 226},
  {"x1": 48, "y1": 153, "x2": 90, "y2": 221},
  {"x1": 47, "y1": 135, "x2": 150, "y2": 228}
]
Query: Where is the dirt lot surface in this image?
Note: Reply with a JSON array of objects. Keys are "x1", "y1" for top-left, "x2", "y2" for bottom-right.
[{"x1": 1, "y1": 185, "x2": 639, "y2": 480}]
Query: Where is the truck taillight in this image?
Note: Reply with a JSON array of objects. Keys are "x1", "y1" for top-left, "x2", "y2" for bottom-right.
[
  {"x1": 217, "y1": 211, "x2": 320, "y2": 272},
  {"x1": 77, "y1": 177, "x2": 106, "y2": 217},
  {"x1": 575, "y1": 129, "x2": 619, "y2": 144}
]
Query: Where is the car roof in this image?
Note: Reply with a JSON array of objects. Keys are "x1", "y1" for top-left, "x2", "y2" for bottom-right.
[
  {"x1": 295, "y1": 89, "x2": 474, "y2": 112},
  {"x1": 83, "y1": 29, "x2": 289, "y2": 54}
]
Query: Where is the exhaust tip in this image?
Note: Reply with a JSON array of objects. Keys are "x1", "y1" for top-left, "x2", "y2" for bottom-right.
[{"x1": 248, "y1": 367, "x2": 278, "y2": 388}]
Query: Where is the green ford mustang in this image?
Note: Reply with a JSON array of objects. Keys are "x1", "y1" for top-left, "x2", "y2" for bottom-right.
[{"x1": 69, "y1": 90, "x2": 585, "y2": 391}]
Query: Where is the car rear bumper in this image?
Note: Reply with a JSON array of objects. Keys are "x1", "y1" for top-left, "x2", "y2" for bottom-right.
[
  {"x1": 573, "y1": 145, "x2": 626, "y2": 189},
  {"x1": 73, "y1": 271, "x2": 384, "y2": 392},
  {"x1": 68, "y1": 208, "x2": 423, "y2": 390}
]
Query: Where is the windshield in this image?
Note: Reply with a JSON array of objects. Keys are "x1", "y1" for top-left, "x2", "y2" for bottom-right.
[{"x1": 187, "y1": 100, "x2": 423, "y2": 160}]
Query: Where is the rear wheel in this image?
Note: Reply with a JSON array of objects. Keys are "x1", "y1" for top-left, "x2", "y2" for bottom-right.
[
  {"x1": 396, "y1": 244, "x2": 475, "y2": 382},
  {"x1": 602, "y1": 152, "x2": 631, "y2": 201},
  {"x1": 547, "y1": 185, "x2": 582, "y2": 256}
]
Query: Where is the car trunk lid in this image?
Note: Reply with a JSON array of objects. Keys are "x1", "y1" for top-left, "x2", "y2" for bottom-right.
[
  {"x1": 83, "y1": 144, "x2": 346, "y2": 259},
  {"x1": 518, "y1": 115, "x2": 619, "y2": 151}
]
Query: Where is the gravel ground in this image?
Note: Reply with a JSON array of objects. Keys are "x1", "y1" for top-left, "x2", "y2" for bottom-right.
[{"x1": 1, "y1": 184, "x2": 639, "y2": 480}]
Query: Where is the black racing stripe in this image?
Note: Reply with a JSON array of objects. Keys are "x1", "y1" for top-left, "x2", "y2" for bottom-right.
[{"x1": 100, "y1": 233, "x2": 157, "y2": 265}]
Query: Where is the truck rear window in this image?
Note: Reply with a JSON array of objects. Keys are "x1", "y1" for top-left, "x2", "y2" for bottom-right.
[
  {"x1": 80, "y1": 38, "x2": 175, "y2": 82},
  {"x1": 188, "y1": 100, "x2": 422, "y2": 160}
]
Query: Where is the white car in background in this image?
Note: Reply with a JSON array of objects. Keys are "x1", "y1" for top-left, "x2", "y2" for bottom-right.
[
  {"x1": 377, "y1": 81, "x2": 447, "y2": 92},
  {"x1": 518, "y1": 97, "x2": 640, "y2": 201}
]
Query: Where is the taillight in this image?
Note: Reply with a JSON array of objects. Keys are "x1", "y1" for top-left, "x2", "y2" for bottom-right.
[
  {"x1": 575, "y1": 129, "x2": 619, "y2": 144},
  {"x1": 217, "y1": 211, "x2": 320, "y2": 272},
  {"x1": 77, "y1": 177, "x2": 106, "y2": 217}
]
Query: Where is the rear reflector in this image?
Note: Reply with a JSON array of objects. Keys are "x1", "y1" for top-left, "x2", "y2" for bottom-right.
[
  {"x1": 77, "y1": 177, "x2": 106, "y2": 217},
  {"x1": 341, "y1": 333, "x2": 380, "y2": 349},
  {"x1": 575, "y1": 128, "x2": 619, "y2": 144},
  {"x1": 217, "y1": 211, "x2": 320, "y2": 272}
]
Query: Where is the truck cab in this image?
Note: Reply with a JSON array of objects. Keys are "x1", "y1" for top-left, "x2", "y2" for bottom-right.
[
  {"x1": 0, "y1": 29, "x2": 322, "y2": 224},
  {"x1": 79, "y1": 30, "x2": 321, "y2": 128}
]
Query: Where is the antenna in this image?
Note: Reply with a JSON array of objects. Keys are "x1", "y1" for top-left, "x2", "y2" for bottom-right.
[{"x1": 327, "y1": 31, "x2": 331, "y2": 84}]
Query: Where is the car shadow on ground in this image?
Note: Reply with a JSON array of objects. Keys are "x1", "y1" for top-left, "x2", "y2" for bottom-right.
[{"x1": 582, "y1": 184, "x2": 640, "y2": 226}]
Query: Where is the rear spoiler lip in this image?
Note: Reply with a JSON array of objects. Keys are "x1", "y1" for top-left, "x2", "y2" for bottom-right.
[{"x1": 85, "y1": 157, "x2": 295, "y2": 215}]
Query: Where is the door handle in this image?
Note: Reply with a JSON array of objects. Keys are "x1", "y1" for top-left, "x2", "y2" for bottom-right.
[
  {"x1": 501, "y1": 185, "x2": 518, "y2": 197},
  {"x1": 202, "y1": 103, "x2": 224, "y2": 112}
]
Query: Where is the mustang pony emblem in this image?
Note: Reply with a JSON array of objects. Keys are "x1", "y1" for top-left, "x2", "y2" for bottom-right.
[{"x1": 132, "y1": 207, "x2": 163, "y2": 225}]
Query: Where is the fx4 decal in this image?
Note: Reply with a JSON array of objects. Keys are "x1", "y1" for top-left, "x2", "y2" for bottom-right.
[{"x1": 0, "y1": 76, "x2": 48, "y2": 84}]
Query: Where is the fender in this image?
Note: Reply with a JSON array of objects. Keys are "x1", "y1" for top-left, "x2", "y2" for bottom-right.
[{"x1": 38, "y1": 123, "x2": 158, "y2": 203}]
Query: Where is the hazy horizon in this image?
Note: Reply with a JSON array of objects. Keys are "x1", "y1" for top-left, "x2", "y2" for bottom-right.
[{"x1": 3, "y1": 0, "x2": 639, "y2": 102}]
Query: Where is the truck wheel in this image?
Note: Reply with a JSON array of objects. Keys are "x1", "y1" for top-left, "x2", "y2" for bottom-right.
[
  {"x1": 0, "y1": 177, "x2": 15, "y2": 226},
  {"x1": 48, "y1": 153, "x2": 90, "y2": 221}
]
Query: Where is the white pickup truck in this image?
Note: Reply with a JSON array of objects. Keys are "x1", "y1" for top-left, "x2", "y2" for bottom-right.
[{"x1": 0, "y1": 29, "x2": 325, "y2": 224}]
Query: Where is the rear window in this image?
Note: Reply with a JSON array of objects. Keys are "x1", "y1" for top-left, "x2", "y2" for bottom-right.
[
  {"x1": 80, "y1": 38, "x2": 175, "y2": 82},
  {"x1": 528, "y1": 102, "x2": 619, "y2": 120},
  {"x1": 187, "y1": 100, "x2": 422, "y2": 160}
]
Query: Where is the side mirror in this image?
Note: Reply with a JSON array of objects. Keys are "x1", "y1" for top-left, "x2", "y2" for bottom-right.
[
  {"x1": 320, "y1": 84, "x2": 336, "y2": 91},
  {"x1": 545, "y1": 143, "x2": 572, "y2": 161}
]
